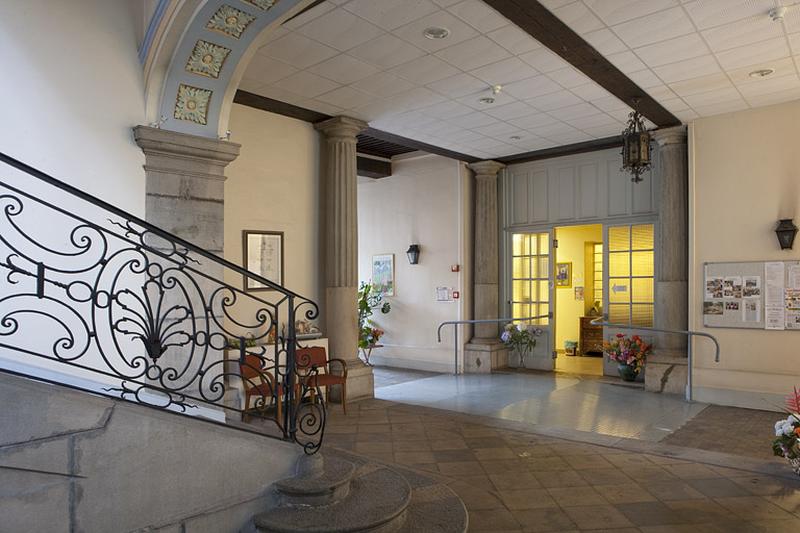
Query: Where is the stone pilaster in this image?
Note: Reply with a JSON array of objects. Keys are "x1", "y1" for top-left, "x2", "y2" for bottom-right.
[
  {"x1": 314, "y1": 116, "x2": 372, "y2": 400},
  {"x1": 464, "y1": 160, "x2": 507, "y2": 373},
  {"x1": 133, "y1": 125, "x2": 241, "y2": 407},
  {"x1": 646, "y1": 126, "x2": 689, "y2": 394}
]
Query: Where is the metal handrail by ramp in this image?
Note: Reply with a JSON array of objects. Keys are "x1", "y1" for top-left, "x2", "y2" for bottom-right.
[
  {"x1": 436, "y1": 315, "x2": 550, "y2": 374},
  {"x1": 590, "y1": 317, "x2": 720, "y2": 402}
]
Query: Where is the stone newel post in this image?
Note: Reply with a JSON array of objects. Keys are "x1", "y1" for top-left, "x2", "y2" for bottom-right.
[
  {"x1": 464, "y1": 160, "x2": 507, "y2": 373},
  {"x1": 314, "y1": 116, "x2": 373, "y2": 400}
]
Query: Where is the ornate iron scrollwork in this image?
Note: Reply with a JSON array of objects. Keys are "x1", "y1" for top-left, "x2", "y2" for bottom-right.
[{"x1": 0, "y1": 153, "x2": 324, "y2": 453}]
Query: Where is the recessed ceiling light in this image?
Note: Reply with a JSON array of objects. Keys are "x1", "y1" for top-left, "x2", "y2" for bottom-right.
[
  {"x1": 510, "y1": 135, "x2": 522, "y2": 141},
  {"x1": 423, "y1": 26, "x2": 450, "y2": 39},
  {"x1": 769, "y1": 7, "x2": 787, "y2": 22},
  {"x1": 479, "y1": 96, "x2": 495, "y2": 104},
  {"x1": 749, "y1": 68, "x2": 775, "y2": 78}
]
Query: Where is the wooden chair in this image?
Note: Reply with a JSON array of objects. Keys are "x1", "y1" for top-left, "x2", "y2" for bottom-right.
[
  {"x1": 239, "y1": 353, "x2": 284, "y2": 427},
  {"x1": 296, "y1": 346, "x2": 348, "y2": 414}
]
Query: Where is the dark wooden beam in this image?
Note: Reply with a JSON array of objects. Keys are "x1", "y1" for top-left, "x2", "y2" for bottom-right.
[
  {"x1": 357, "y1": 156, "x2": 392, "y2": 179},
  {"x1": 482, "y1": 0, "x2": 680, "y2": 127},
  {"x1": 362, "y1": 127, "x2": 480, "y2": 163},
  {"x1": 234, "y1": 90, "x2": 331, "y2": 123},
  {"x1": 498, "y1": 136, "x2": 622, "y2": 165}
]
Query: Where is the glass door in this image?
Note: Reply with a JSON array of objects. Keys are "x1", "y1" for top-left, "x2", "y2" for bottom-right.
[
  {"x1": 510, "y1": 230, "x2": 554, "y2": 370},
  {"x1": 604, "y1": 223, "x2": 655, "y2": 326}
]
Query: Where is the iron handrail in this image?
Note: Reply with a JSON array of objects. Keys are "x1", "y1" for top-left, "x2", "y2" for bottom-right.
[
  {"x1": 437, "y1": 315, "x2": 550, "y2": 374},
  {"x1": 0, "y1": 152, "x2": 325, "y2": 453},
  {"x1": 590, "y1": 317, "x2": 720, "y2": 402}
]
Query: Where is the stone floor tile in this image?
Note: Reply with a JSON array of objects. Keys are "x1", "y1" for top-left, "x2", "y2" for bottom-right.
[
  {"x1": 438, "y1": 460, "x2": 486, "y2": 477},
  {"x1": 638, "y1": 524, "x2": 760, "y2": 533},
  {"x1": 728, "y1": 474, "x2": 800, "y2": 496},
  {"x1": 578, "y1": 468, "x2": 634, "y2": 486},
  {"x1": 355, "y1": 432, "x2": 390, "y2": 443},
  {"x1": 595, "y1": 483, "x2": 658, "y2": 504},
  {"x1": 604, "y1": 453, "x2": 655, "y2": 468},
  {"x1": 665, "y1": 498, "x2": 746, "y2": 524},
  {"x1": 450, "y1": 474, "x2": 497, "y2": 491},
  {"x1": 448, "y1": 483, "x2": 505, "y2": 511},
  {"x1": 645, "y1": 455, "x2": 692, "y2": 466},
  {"x1": 765, "y1": 488, "x2": 800, "y2": 514},
  {"x1": 391, "y1": 440, "x2": 431, "y2": 452},
  {"x1": 526, "y1": 456, "x2": 572, "y2": 472},
  {"x1": 615, "y1": 501, "x2": 690, "y2": 527},
  {"x1": 429, "y1": 438, "x2": 469, "y2": 451},
  {"x1": 713, "y1": 495, "x2": 797, "y2": 520},
  {"x1": 325, "y1": 424, "x2": 358, "y2": 434},
  {"x1": 533, "y1": 469, "x2": 589, "y2": 488},
  {"x1": 390, "y1": 430, "x2": 428, "y2": 441},
  {"x1": 489, "y1": 472, "x2": 543, "y2": 491},
  {"x1": 466, "y1": 437, "x2": 510, "y2": 449},
  {"x1": 621, "y1": 465, "x2": 680, "y2": 484},
  {"x1": 468, "y1": 508, "x2": 522, "y2": 531},
  {"x1": 480, "y1": 459, "x2": 527, "y2": 475},
  {"x1": 511, "y1": 508, "x2": 577, "y2": 532},
  {"x1": 563, "y1": 504, "x2": 635, "y2": 530},
  {"x1": 556, "y1": 443, "x2": 610, "y2": 456},
  {"x1": 687, "y1": 477, "x2": 754, "y2": 498},
  {"x1": 661, "y1": 463, "x2": 721, "y2": 480},
  {"x1": 358, "y1": 423, "x2": 392, "y2": 433},
  {"x1": 563, "y1": 454, "x2": 614, "y2": 470},
  {"x1": 644, "y1": 481, "x2": 707, "y2": 502},
  {"x1": 432, "y1": 449, "x2": 476, "y2": 463},
  {"x1": 354, "y1": 441, "x2": 392, "y2": 454},
  {"x1": 497, "y1": 488, "x2": 558, "y2": 510},
  {"x1": 546, "y1": 485, "x2": 607, "y2": 507},
  {"x1": 473, "y1": 447, "x2": 518, "y2": 461},
  {"x1": 749, "y1": 518, "x2": 800, "y2": 532},
  {"x1": 512, "y1": 445, "x2": 555, "y2": 457},
  {"x1": 425, "y1": 429, "x2": 463, "y2": 441},
  {"x1": 393, "y1": 451, "x2": 437, "y2": 465}
]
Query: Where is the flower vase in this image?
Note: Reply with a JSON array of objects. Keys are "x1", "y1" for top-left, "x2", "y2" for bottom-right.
[
  {"x1": 789, "y1": 457, "x2": 800, "y2": 476},
  {"x1": 617, "y1": 363, "x2": 639, "y2": 382},
  {"x1": 515, "y1": 348, "x2": 527, "y2": 369}
]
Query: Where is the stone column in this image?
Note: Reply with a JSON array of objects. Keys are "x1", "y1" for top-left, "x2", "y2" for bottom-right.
[
  {"x1": 646, "y1": 125, "x2": 689, "y2": 394},
  {"x1": 314, "y1": 116, "x2": 372, "y2": 400},
  {"x1": 133, "y1": 125, "x2": 241, "y2": 406},
  {"x1": 464, "y1": 160, "x2": 507, "y2": 373}
]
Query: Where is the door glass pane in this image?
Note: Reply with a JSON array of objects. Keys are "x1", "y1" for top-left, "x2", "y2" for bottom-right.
[
  {"x1": 513, "y1": 256, "x2": 530, "y2": 279},
  {"x1": 513, "y1": 280, "x2": 531, "y2": 301},
  {"x1": 632, "y1": 277, "x2": 653, "y2": 303},
  {"x1": 510, "y1": 232, "x2": 550, "y2": 325},
  {"x1": 609, "y1": 252, "x2": 630, "y2": 277},
  {"x1": 609, "y1": 304, "x2": 629, "y2": 323},
  {"x1": 609, "y1": 279, "x2": 630, "y2": 303},
  {"x1": 632, "y1": 304, "x2": 654, "y2": 326},
  {"x1": 632, "y1": 251, "x2": 654, "y2": 277},
  {"x1": 631, "y1": 224, "x2": 654, "y2": 250},
  {"x1": 608, "y1": 226, "x2": 630, "y2": 251}
]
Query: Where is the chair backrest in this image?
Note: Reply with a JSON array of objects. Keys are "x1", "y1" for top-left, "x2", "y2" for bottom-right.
[
  {"x1": 239, "y1": 353, "x2": 274, "y2": 390},
  {"x1": 296, "y1": 346, "x2": 327, "y2": 373}
]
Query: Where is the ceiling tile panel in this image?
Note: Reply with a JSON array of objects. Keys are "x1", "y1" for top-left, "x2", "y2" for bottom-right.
[
  {"x1": 426, "y1": 72, "x2": 489, "y2": 98},
  {"x1": 448, "y1": 0, "x2": 509, "y2": 33},
  {"x1": 307, "y1": 54, "x2": 380, "y2": 84},
  {"x1": 470, "y1": 57, "x2": 540, "y2": 85},
  {"x1": 701, "y1": 17, "x2": 784, "y2": 53},
  {"x1": 582, "y1": 28, "x2": 629, "y2": 56},
  {"x1": 244, "y1": 54, "x2": 298, "y2": 85},
  {"x1": 356, "y1": 72, "x2": 417, "y2": 97},
  {"x1": 518, "y1": 48, "x2": 568, "y2": 73},
  {"x1": 348, "y1": 34, "x2": 427, "y2": 69},
  {"x1": 583, "y1": 0, "x2": 678, "y2": 26},
  {"x1": 343, "y1": 0, "x2": 440, "y2": 30},
  {"x1": 392, "y1": 10, "x2": 479, "y2": 52},
  {"x1": 272, "y1": 70, "x2": 341, "y2": 98},
  {"x1": 610, "y1": 7, "x2": 694, "y2": 49},
  {"x1": 486, "y1": 25, "x2": 542, "y2": 55},
  {"x1": 527, "y1": 90, "x2": 585, "y2": 111},
  {"x1": 263, "y1": 33, "x2": 339, "y2": 69},
  {"x1": 297, "y1": 8, "x2": 384, "y2": 51},
  {"x1": 434, "y1": 35, "x2": 512, "y2": 71},
  {"x1": 652, "y1": 54, "x2": 721, "y2": 83},
  {"x1": 483, "y1": 100, "x2": 540, "y2": 120},
  {"x1": 634, "y1": 34, "x2": 709, "y2": 67},
  {"x1": 714, "y1": 37, "x2": 790, "y2": 70},
  {"x1": 389, "y1": 55, "x2": 461, "y2": 85},
  {"x1": 682, "y1": 0, "x2": 774, "y2": 30},
  {"x1": 316, "y1": 85, "x2": 379, "y2": 109},
  {"x1": 551, "y1": 1, "x2": 605, "y2": 33},
  {"x1": 503, "y1": 75, "x2": 562, "y2": 99}
]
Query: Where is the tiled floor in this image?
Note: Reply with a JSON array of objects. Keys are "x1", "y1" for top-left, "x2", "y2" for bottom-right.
[
  {"x1": 326, "y1": 398, "x2": 800, "y2": 532},
  {"x1": 372, "y1": 366, "x2": 439, "y2": 388},
  {"x1": 374, "y1": 368, "x2": 707, "y2": 442},
  {"x1": 554, "y1": 354, "x2": 603, "y2": 376}
]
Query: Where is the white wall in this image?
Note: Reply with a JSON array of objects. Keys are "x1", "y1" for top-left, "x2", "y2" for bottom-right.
[
  {"x1": 358, "y1": 154, "x2": 470, "y2": 373},
  {"x1": 690, "y1": 99, "x2": 800, "y2": 410},
  {"x1": 0, "y1": 0, "x2": 146, "y2": 215},
  {"x1": 223, "y1": 104, "x2": 322, "y2": 333}
]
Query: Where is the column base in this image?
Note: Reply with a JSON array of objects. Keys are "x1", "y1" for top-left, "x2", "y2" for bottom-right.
[
  {"x1": 644, "y1": 352, "x2": 688, "y2": 395},
  {"x1": 329, "y1": 360, "x2": 374, "y2": 404},
  {"x1": 464, "y1": 339, "x2": 508, "y2": 374}
]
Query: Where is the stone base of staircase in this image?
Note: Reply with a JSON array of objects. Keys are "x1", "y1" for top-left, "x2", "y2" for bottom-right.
[
  {"x1": 254, "y1": 450, "x2": 467, "y2": 533},
  {"x1": 645, "y1": 350, "x2": 688, "y2": 396}
]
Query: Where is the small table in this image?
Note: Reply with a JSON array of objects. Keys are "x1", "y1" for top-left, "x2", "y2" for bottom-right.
[{"x1": 359, "y1": 344, "x2": 383, "y2": 366}]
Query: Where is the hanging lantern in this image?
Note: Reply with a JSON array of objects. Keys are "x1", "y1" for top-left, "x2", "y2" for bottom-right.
[{"x1": 621, "y1": 108, "x2": 652, "y2": 183}]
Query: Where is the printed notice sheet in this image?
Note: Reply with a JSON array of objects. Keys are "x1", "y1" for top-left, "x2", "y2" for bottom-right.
[{"x1": 765, "y1": 262, "x2": 785, "y2": 330}]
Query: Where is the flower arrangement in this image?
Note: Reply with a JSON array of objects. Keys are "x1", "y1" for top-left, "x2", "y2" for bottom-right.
[
  {"x1": 604, "y1": 333, "x2": 652, "y2": 381},
  {"x1": 500, "y1": 323, "x2": 537, "y2": 368},
  {"x1": 773, "y1": 388, "x2": 800, "y2": 474},
  {"x1": 357, "y1": 281, "x2": 391, "y2": 364}
]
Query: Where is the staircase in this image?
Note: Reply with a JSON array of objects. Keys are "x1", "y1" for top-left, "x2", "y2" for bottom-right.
[{"x1": 254, "y1": 452, "x2": 467, "y2": 533}]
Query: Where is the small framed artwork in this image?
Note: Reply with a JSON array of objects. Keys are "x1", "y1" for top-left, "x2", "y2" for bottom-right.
[
  {"x1": 555, "y1": 262, "x2": 572, "y2": 288},
  {"x1": 243, "y1": 230, "x2": 284, "y2": 291},
  {"x1": 372, "y1": 254, "x2": 395, "y2": 296}
]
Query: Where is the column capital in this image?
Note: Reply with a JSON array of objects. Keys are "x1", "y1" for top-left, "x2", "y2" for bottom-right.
[
  {"x1": 468, "y1": 160, "x2": 506, "y2": 179},
  {"x1": 653, "y1": 125, "x2": 687, "y2": 147},
  {"x1": 314, "y1": 116, "x2": 368, "y2": 140},
  {"x1": 133, "y1": 125, "x2": 240, "y2": 164}
]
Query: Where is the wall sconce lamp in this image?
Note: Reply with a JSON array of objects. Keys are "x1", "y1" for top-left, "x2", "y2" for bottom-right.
[
  {"x1": 406, "y1": 244, "x2": 421, "y2": 265},
  {"x1": 776, "y1": 219, "x2": 798, "y2": 250}
]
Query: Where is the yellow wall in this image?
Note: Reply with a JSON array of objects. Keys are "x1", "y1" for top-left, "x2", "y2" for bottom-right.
[
  {"x1": 690, "y1": 99, "x2": 800, "y2": 409},
  {"x1": 223, "y1": 104, "x2": 322, "y2": 333},
  {"x1": 555, "y1": 225, "x2": 602, "y2": 350}
]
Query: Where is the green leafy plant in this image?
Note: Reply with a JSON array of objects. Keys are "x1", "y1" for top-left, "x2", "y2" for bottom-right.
[
  {"x1": 227, "y1": 334, "x2": 257, "y2": 349},
  {"x1": 358, "y1": 281, "x2": 390, "y2": 349},
  {"x1": 500, "y1": 323, "x2": 537, "y2": 368}
]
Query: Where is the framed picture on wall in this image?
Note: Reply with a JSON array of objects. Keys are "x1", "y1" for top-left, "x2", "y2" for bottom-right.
[
  {"x1": 372, "y1": 254, "x2": 395, "y2": 296},
  {"x1": 555, "y1": 262, "x2": 572, "y2": 288},
  {"x1": 242, "y1": 230, "x2": 284, "y2": 291}
]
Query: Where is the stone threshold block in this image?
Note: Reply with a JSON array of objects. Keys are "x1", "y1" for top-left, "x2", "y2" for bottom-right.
[
  {"x1": 464, "y1": 340, "x2": 508, "y2": 373},
  {"x1": 645, "y1": 351, "x2": 688, "y2": 395}
]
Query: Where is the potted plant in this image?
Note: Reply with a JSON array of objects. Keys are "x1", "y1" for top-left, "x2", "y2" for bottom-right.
[
  {"x1": 604, "y1": 333, "x2": 651, "y2": 382},
  {"x1": 357, "y1": 281, "x2": 391, "y2": 365},
  {"x1": 773, "y1": 388, "x2": 800, "y2": 476},
  {"x1": 500, "y1": 323, "x2": 537, "y2": 368}
]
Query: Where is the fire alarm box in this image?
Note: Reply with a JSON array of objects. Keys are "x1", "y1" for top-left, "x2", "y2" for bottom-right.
[
  {"x1": 452, "y1": 291, "x2": 460, "y2": 299},
  {"x1": 451, "y1": 264, "x2": 460, "y2": 272}
]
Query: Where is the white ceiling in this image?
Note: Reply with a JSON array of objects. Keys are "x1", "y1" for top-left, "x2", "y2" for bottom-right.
[{"x1": 240, "y1": 0, "x2": 800, "y2": 159}]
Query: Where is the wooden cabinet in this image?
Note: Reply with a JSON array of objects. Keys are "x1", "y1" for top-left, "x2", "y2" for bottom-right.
[{"x1": 579, "y1": 316, "x2": 604, "y2": 356}]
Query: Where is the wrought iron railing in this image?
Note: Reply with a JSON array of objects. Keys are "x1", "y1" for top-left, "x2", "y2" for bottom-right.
[{"x1": 0, "y1": 152, "x2": 325, "y2": 454}]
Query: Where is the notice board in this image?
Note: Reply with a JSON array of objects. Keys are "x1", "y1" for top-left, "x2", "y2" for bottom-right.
[{"x1": 703, "y1": 260, "x2": 800, "y2": 330}]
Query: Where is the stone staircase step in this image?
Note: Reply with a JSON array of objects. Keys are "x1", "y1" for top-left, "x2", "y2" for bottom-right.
[
  {"x1": 274, "y1": 454, "x2": 356, "y2": 506},
  {"x1": 254, "y1": 464, "x2": 412, "y2": 533}
]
